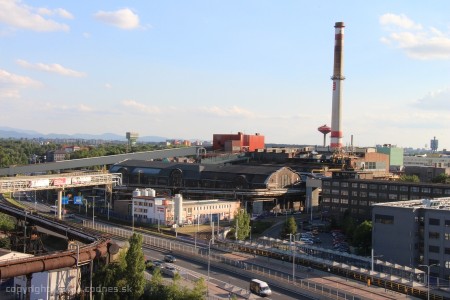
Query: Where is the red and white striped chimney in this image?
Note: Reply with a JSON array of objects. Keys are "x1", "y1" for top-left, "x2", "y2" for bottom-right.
[{"x1": 330, "y1": 22, "x2": 345, "y2": 149}]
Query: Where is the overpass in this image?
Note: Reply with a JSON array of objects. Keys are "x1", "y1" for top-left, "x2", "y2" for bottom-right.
[
  {"x1": 0, "y1": 171, "x2": 122, "y2": 220},
  {"x1": 0, "y1": 146, "x2": 205, "y2": 176}
]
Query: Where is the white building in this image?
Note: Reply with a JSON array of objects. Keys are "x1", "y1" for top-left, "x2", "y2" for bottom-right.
[
  {"x1": 131, "y1": 189, "x2": 240, "y2": 226},
  {"x1": 404, "y1": 155, "x2": 450, "y2": 168}
]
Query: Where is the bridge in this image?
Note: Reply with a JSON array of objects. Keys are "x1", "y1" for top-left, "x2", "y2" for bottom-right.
[
  {"x1": 0, "y1": 146, "x2": 205, "y2": 176},
  {"x1": 0, "y1": 171, "x2": 122, "y2": 220}
]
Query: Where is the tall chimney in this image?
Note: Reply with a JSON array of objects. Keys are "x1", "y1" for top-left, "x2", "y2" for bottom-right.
[{"x1": 330, "y1": 22, "x2": 345, "y2": 149}]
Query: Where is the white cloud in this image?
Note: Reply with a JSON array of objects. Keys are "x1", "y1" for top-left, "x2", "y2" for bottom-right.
[
  {"x1": 94, "y1": 8, "x2": 140, "y2": 30},
  {"x1": 380, "y1": 13, "x2": 450, "y2": 60},
  {"x1": 198, "y1": 106, "x2": 257, "y2": 118},
  {"x1": 104, "y1": 83, "x2": 112, "y2": 89},
  {"x1": 379, "y1": 13, "x2": 422, "y2": 30},
  {"x1": 37, "y1": 7, "x2": 73, "y2": 19},
  {"x1": 0, "y1": 69, "x2": 41, "y2": 87},
  {"x1": 414, "y1": 88, "x2": 450, "y2": 110},
  {"x1": 16, "y1": 59, "x2": 86, "y2": 77},
  {"x1": 0, "y1": 0, "x2": 70, "y2": 32},
  {"x1": 121, "y1": 100, "x2": 161, "y2": 114}
]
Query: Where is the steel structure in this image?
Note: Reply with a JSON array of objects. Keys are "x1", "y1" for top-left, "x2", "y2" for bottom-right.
[{"x1": 0, "y1": 204, "x2": 110, "y2": 279}]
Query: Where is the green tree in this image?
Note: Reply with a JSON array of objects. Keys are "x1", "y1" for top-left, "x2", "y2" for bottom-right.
[
  {"x1": 431, "y1": 173, "x2": 450, "y2": 183},
  {"x1": 124, "y1": 233, "x2": 146, "y2": 300},
  {"x1": 398, "y1": 174, "x2": 420, "y2": 182},
  {"x1": 232, "y1": 209, "x2": 250, "y2": 240},
  {"x1": 280, "y1": 216, "x2": 297, "y2": 239},
  {"x1": 341, "y1": 209, "x2": 356, "y2": 241},
  {"x1": 353, "y1": 220, "x2": 372, "y2": 255},
  {"x1": 0, "y1": 213, "x2": 15, "y2": 231}
]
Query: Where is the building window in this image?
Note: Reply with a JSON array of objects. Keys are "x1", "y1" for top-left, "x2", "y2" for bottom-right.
[
  {"x1": 323, "y1": 189, "x2": 330, "y2": 194},
  {"x1": 429, "y1": 245, "x2": 440, "y2": 253},
  {"x1": 429, "y1": 218, "x2": 440, "y2": 226},
  {"x1": 389, "y1": 186, "x2": 398, "y2": 191},
  {"x1": 352, "y1": 183, "x2": 358, "y2": 188},
  {"x1": 400, "y1": 186, "x2": 408, "y2": 192},
  {"x1": 429, "y1": 232, "x2": 440, "y2": 239},
  {"x1": 341, "y1": 199, "x2": 349, "y2": 204},
  {"x1": 360, "y1": 192, "x2": 367, "y2": 198},
  {"x1": 445, "y1": 189, "x2": 450, "y2": 195},
  {"x1": 422, "y1": 188, "x2": 431, "y2": 193},
  {"x1": 360, "y1": 200, "x2": 367, "y2": 206},
  {"x1": 375, "y1": 214, "x2": 394, "y2": 224},
  {"x1": 400, "y1": 195, "x2": 409, "y2": 200},
  {"x1": 360, "y1": 184, "x2": 367, "y2": 189},
  {"x1": 332, "y1": 182, "x2": 340, "y2": 187},
  {"x1": 445, "y1": 261, "x2": 450, "y2": 269},
  {"x1": 332, "y1": 189, "x2": 340, "y2": 195},
  {"x1": 433, "y1": 188, "x2": 443, "y2": 194},
  {"x1": 352, "y1": 191, "x2": 358, "y2": 197},
  {"x1": 323, "y1": 181, "x2": 330, "y2": 186},
  {"x1": 341, "y1": 182, "x2": 348, "y2": 187},
  {"x1": 341, "y1": 190, "x2": 349, "y2": 196},
  {"x1": 445, "y1": 248, "x2": 450, "y2": 255},
  {"x1": 322, "y1": 197, "x2": 330, "y2": 203},
  {"x1": 380, "y1": 185, "x2": 388, "y2": 190},
  {"x1": 388, "y1": 194, "x2": 398, "y2": 200},
  {"x1": 369, "y1": 192, "x2": 377, "y2": 198},
  {"x1": 366, "y1": 162, "x2": 376, "y2": 169},
  {"x1": 351, "y1": 200, "x2": 358, "y2": 205},
  {"x1": 369, "y1": 184, "x2": 377, "y2": 190},
  {"x1": 446, "y1": 220, "x2": 450, "y2": 227},
  {"x1": 332, "y1": 198, "x2": 339, "y2": 203},
  {"x1": 411, "y1": 187, "x2": 420, "y2": 192}
]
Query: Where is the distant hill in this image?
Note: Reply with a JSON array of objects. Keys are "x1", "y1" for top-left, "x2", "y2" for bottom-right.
[{"x1": 0, "y1": 127, "x2": 168, "y2": 143}]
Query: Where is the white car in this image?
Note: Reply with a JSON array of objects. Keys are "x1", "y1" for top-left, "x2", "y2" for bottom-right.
[{"x1": 300, "y1": 238, "x2": 314, "y2": 244}]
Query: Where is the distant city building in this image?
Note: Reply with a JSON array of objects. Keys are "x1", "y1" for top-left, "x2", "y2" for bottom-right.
[
  {"x1": 62, "y1": 145, "x2": 81, "y2": 153},
  {"x1": 404, "y1": 155, "x2": 450, "y2": 168},
  {"x1": 376, "y1": 144, "x2": 404, "y2": 171},
  {"x1": 372, "y1": 197, "x2": 450, "y2": 283},
  {"x1": 45, "y1": 150, "x2": 66, "y2": 162},
  {"x1": 431, "y1": 136, "x2": 439, "y2": 152},
  {"x1": 404, "y1": 166, "x2": 450, "y2": 183},
  {"x1": 213, "y1": 132, "x2": 265, "y2": 152}
]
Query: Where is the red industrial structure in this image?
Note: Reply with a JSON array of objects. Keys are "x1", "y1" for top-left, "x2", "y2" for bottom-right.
[
  {"x1": 330, "y1": 21, "x2": 345, "y2": 149},
  {"x1": 318, "y1": 125, "x2": 331, "y2": 147},
  {"x1": 213, "y1": 132, "x2": 265, "y2": 152}
]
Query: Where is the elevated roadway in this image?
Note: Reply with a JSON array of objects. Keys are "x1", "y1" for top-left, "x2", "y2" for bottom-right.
[{"x1": 0, "y1": 146, "x2": 204, "y2": 176}]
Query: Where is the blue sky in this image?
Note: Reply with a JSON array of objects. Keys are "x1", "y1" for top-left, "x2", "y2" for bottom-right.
[{"x1": 1, "y1": 1, "x2": 449, "y2": 149}]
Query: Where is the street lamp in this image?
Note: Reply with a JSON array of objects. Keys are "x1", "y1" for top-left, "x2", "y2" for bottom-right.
[
  {"x1": 23, "y1": 211, "x2": 28, "y2": 253},
  {"x1": 419, "y1": 263, "x2": 439, "y2": 300},
  {"x1": 288, "y1": 233, "x2": 300, "y2": 281},
  {"x1": 207, "y1": 238, "x2": 214, "y2": 298},
  {"x1": 371, "y1": 248, "x2": 383, "y2": 272}
]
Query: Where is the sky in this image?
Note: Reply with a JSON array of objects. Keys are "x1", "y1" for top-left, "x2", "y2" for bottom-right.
[{"x1": 0, "y1": 1, "x2": 449, "y2": 150}]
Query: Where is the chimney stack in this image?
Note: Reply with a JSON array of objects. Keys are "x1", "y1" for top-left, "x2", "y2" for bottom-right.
[{"x1": 330, "y1": 22, "x2": 345, "y2": 149}]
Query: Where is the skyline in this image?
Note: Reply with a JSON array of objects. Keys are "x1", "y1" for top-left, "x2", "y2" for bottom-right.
[{"x1": 0, "y1": 1, "x2": 449, "y2": 150}]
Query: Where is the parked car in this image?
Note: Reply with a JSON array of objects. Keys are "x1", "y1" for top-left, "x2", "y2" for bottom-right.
[{"x1": 164, "y1": 254, "x2": 176, "y2": 263}]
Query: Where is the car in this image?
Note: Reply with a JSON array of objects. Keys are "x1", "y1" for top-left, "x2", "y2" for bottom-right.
[
  {"x1": 164, "y1": 254, "x2": 176, "y2": 263},
  {"x1": 162, "y1": 264, "x2": 181, "y2": 278},
  {"x1": 148, "y1": 260, "x2": 164, "y2": 271}
]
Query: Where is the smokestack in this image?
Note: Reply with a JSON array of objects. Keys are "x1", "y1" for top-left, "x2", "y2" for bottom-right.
[{"x1": 330, "y1": 21, "x2": 345, "y2": 149}]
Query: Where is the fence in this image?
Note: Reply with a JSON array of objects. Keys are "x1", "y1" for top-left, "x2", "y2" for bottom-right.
[{"x1": 83, "y1": 220, "x2": 384, "y2": 300}]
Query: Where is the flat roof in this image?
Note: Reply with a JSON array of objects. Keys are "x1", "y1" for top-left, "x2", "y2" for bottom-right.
[{"x1": 373, "y1": 197, "x2": 450, "y2": 209}]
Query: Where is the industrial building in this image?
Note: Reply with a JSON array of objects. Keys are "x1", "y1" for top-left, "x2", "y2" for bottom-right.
[
  {"x1": 212, "y1": 132, "x2": 265, "y2": 152},
  {"x1": 321, "y1": 170, "x2": 450, "y2": 222},
  {"x1": 372, "y1": 198, "x2": 450, "y2": 285},
  {"x1": 109, "y1": 160, "x2": 303, "y2": 215},
  {"x1": 115, "y1": 190, "x2": 241, "y2": 226}
]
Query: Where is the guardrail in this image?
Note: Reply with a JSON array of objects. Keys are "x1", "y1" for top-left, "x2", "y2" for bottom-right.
[{"x1": 83, "y1": 220, "x2": 380, "y2": 300}]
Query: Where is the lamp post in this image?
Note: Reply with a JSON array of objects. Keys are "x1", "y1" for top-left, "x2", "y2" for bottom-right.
[
  {"x1": 23, "y1": 211, "x2": 28, "y2": 253},
  {"x1": 419, "y1": 263, "x2": 439, "y2": 300},
  {"x1": 54, "y1": 200, "x2": 58, "y2": 217},
  {"x1": 207, "y1": 238, "x2": 214, "y2": 298},
  {"x1": 288, "y1": 233, "x2": 300, "y2": 281},
  {"x1": 371, "y1": 248, "x2": 383, "y2": 272}
]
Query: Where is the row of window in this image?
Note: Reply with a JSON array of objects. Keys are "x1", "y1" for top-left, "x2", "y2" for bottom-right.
[{"x1": 323, "y1": 181, "x2": 450, "y2": 195}]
